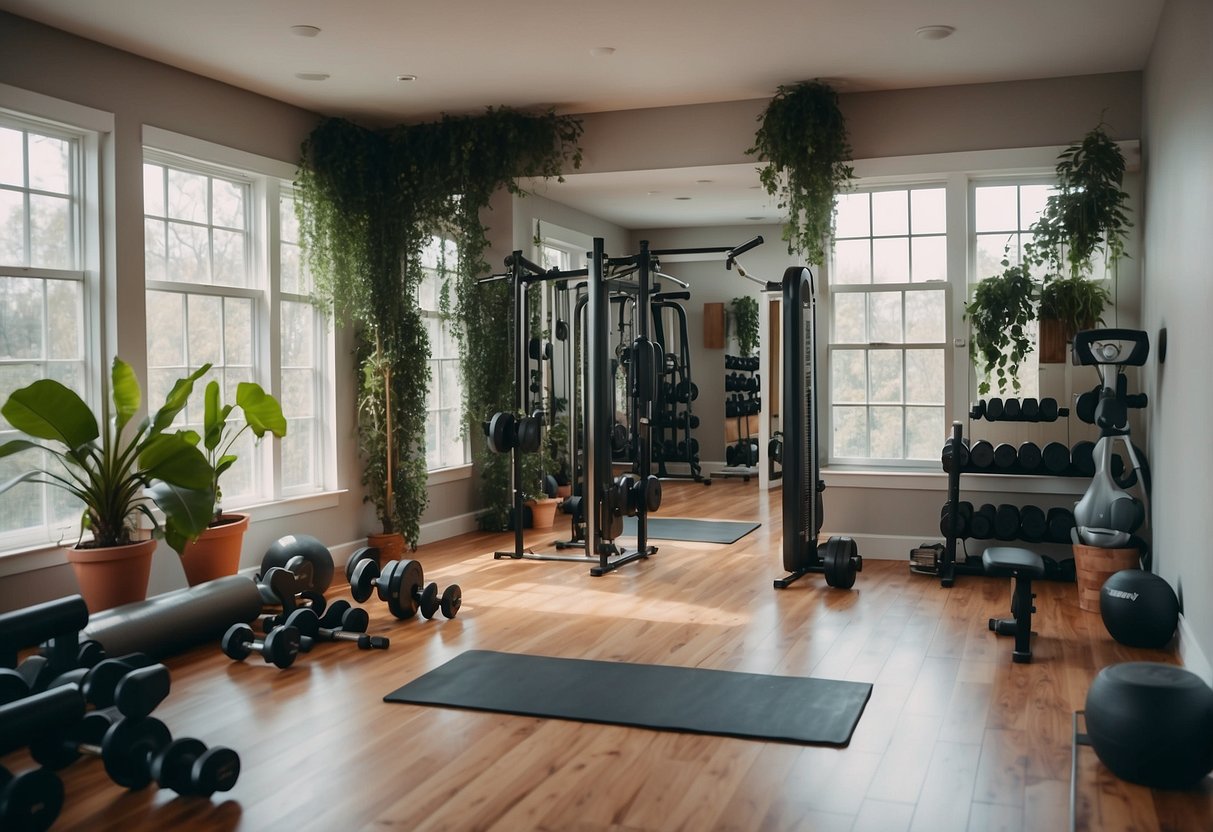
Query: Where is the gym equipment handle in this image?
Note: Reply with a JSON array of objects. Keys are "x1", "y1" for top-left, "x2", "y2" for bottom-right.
[
  {"x1": 0, "y1": 596, "x2": 90, "y2": 667},
  {"x1": 0, "y1": 686, "x2": 86, "y2": 756}
]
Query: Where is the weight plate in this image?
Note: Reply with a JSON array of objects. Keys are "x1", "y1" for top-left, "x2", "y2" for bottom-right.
[
  {"x1": 192, "y1": 745, "x2": 241, "y2": 796},
  {"x1": 822, "y1": 536, "x2": 859, "y2": 589},
  {"x1": 340, "y1": 606, "x2": 370, "y2": 634},
  {"x1": 440, "y1": 584, "x2": 463, "y2": 619},
  {"x1": 418, "y1": 582, "x2": 440, "y2": 619},
  {"x1": 345, "y1": 546, "x2": 379, "y2": 583},
  {"x1": 349, "y1": 559, "x2": 380, "y2": 604},
  {"x1": 388, "y1": 560, "x2": 423, "y2": 620},
  {"x1": 642, "y1": 475, "x2": 662, "y2": 513},
  {"x1": 150, "y1": 737, "x2": 208, "y2": 795},
  {"x1": 318, "y1": 599, "x2": 353, "y2": 629},
  {"x1": 103, "y1": 716, "x2": 172, "y2": 789},
  {"x1": 618, "y1": 474, "x2": 641, "y2": 517},
  {"x1": 487, "y1": 411, "x2": 516, "y2": 454},
  {"x1": 298, "y1": 590, "x2": 327, "y2": 618},
  {"x1": 1, "y1": 768, "x2": 63, "y2": 831}
]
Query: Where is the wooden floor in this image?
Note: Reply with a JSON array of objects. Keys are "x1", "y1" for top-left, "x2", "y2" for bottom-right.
[{"x1": 7, "y1": 479, "x2": 1213, "y2": 831}]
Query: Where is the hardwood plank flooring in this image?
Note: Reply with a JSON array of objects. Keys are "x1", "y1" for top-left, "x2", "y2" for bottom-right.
[{"x1": 5, "y1": 478, "x2": 1213, "y2": 830}]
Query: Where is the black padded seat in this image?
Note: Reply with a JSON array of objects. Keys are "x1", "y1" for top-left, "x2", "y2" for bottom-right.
[{"x1": 983, "y1": 546, "x2": 1045, "y2": 663}]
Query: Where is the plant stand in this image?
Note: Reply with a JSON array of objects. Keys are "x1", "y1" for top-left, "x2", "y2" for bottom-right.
[{"x1": 1073, "y1": 543, "x2": 1140, "y2": 612}]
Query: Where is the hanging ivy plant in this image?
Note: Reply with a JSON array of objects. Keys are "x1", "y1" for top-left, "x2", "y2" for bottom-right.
[
  {"x1": 730, "y1": 296, "x2": 760, "y2": 358},
  {"x1": 747, "y1": 81, "x2": 855, "y2": 264},
  {"x1": 965, "y1": 254, "x2": 1037, "y2": 396},
  {"x1": 297, "y1": 109, "x2": 581, "y2": 540}
]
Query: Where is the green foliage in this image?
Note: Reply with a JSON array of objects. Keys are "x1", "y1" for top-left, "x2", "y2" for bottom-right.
[
  {"x1": 748, "y1": 81, "x2": 855, "y2": 264},
  {"x1": 730, "y1": 295, "x2": 760, "y2": 358},
  {"x1": 296, "y1": 108, "x2": 582, "y2": 540},
  {"x1": 0, "y1": 358, "x2": 214, "y2": 554},
  {"x1": 1037, "y1": 273, "x2": 1111, "y2": 331},
  {"x1": 1030, "y1": 124, "x2": 1132, "y2": 279},
  {"x1": 965, "y1": 257, "x2": 1037, "y2": 396},
  {"x1": 199, "y1": 380, "x2": 286, "y2": 517}
]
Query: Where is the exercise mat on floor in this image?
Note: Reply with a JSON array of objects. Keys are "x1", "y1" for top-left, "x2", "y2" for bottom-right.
[
  {"x1": 385, "y1": 650, "x2": 872, "y2": 746},
  {"x1": 619, "y1": 517, "x2": 760, "y2": 544}
]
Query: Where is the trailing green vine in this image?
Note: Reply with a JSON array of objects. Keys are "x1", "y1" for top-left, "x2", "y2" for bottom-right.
[
  {"x1": 748, "y1": 81, "x2": 855, "y2": 264},
  {"x1": 297, "y1": 108, "x2": 581, "y2": 539},
  {"x1": 965, "y1": 254, "x2": 1036, "y2": 396}
]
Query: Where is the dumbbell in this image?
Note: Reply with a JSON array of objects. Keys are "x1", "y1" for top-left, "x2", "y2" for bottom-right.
[
  {"x1": 262, "y1": 598, "x2": 355, "y2": 634},
  {"x1": 1070, "y1": 440, "x2": 1096, "y2": 476},
  {"x1": 941, "y1": 437, "x2": 970, "y2": 472},
  {"x1": 984, "y1": 398, "x2": 1005, "y2": 421},
  {"x1": 0, "y1": 765, "x2": 62, "y2": 832},
  {"x1": 969, "y1": 504, "x2": 996, "y2": 540},
  {"x1": 257, "y1": 566, "x2": 326, "y2": 621},
  {"x1": 1018, "y1": 505, "x2": 1047, "y2": 542},
  {"x1": 1039, "y1": 397, "x2": 1060, "y2": 421},
  {"x1": 968, "y1": 401, "x2": 985, "y2": 421},
  {"x1": 1003, "y1": 398, "x2": 1022, "y2": 420},
  {"x1": 939, "y1": 501, "x2": 973, "y2": 538},
  {"x1": 992, "y1": 442, "x2": 1017, "y2": 470},
  {"x1": 220, "y1": 624, "x2": 301, "y2": 669},
  {"x1": 968, "y1": 440, "x2": 995, "y2": 469},
  {"x1": 1047, "y1": 507, "x2": 1076, "y2": 543},
  {"x1": 1020, "y1": 397, "x2": 1040, "y2": 420},
  {"x1": 993, "y1": 504, "x2": 1021, "y2": 541},
  {"x1": 48, "y1": 656, "x2": 169, "y2": 719},
  {"x1": 1041, "y1": 441, "x2": 1070, "y2": 474},
  {"x1": 33, "y1": 710, "x2": 239, "y2": 796},
  {"x1": 0, "y1": 668, "x2": 28, "y2": 705},
  {"x1": 1017, "y1": 441, "x2": 1042, "y2": 472},
  {"x1": 280, "y1": 607, "x2": 388, "y2": 650}
]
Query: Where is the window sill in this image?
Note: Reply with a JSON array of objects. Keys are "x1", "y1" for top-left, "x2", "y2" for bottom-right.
[
  {"x1": 821, "y1": 466, "x2": 1089, "y2": 496},
  {"x1": 428, "y1": 464, "x2": 473, "y2": 486}
]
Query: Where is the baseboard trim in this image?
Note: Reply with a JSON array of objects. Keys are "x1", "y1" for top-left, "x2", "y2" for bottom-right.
[
  {"x1": 325, "y1": 511, "x2": 482, "y2": 584},
  {"x1": 819, "y1": 532, "x2": 929, "y2": 561},
  {"x1": 1178, "y1": 613, "x2": 1213, "y2": 688}
]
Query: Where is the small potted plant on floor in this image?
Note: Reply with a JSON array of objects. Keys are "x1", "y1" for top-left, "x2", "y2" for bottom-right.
[
  {"x1": 178, "y1": 379, "x2": 287, "y2": 585},
  {"x1": 0, "y1": 359, "x2": 214, "y2": 611},
  {"x1": 518, "y1": 432, "x2": 560, "y2": 530}
]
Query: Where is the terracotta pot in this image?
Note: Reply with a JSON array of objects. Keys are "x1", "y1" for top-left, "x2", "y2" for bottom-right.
[
  {"x1": 526, "y1": 498, "x2": 559, "y2": 529},
  {"x1": 1073, "y1": 543, "x2": 1140, "y2": 612},
  {"x1": 179, "y1": 513, "x2": 250, "y2": 586},
  {"x1": 67, "y1": 538, "x2": 157, "y2": 613},
  {"x1": 367, "y1": 532, "x2": 407, "y2": 563}
]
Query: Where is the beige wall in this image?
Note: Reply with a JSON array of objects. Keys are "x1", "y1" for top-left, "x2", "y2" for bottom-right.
[{"x1": 1141, "y1": 0, "x2": 1213, "y2": 680}]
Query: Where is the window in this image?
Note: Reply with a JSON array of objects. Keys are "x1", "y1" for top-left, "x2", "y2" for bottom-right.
[
  {"x1": 419, "y1": 236, "x2": 469, "y2": 472},
  {"x1": 143, "y1": 132, "x2": 332, "y2": 508},
  {"x1": 971, "y1": 181, "x2": 1053, "y2": 397},
  {"x1": 827, "y1": 187, "x2": 948, "y2": 463},
  {"x1": 0, "y1": 113, "x2": 95, "y2": 549}
]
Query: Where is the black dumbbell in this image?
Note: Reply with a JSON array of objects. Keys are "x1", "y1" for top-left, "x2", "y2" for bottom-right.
[
  {"x1": 1071, "y1": 440, "x2": 1096, "y2": 476},
  {"x1": 31, "y1": 711, "x2": 168, "y2": 788},
  {"x1": 941, "y1": 437, "x2": 970, "y2": 472},
  {"x1": 993, "y1": 505, "x2": 1021, "y2": 541},
  {"x1": 985, "y1": 398, "x2": 1004, "y2": 421},
  {"x1": 439, "y1": 585, "x2": 463, "y2": 619},
  {"x1": 992, "y1": 443, "x2": 1017, "y2": 469},
  {"x1": 281, "y1": 607, "x2": 388, "y2": 650},
  {"x1": 969, "y1": 440, "x2": 995, "y2": 469},
  {"x1": 261, "y1": 598, "x2": 355, "y2": 635},
  {"x1": 1020, "y1": 398, "x2": 1040, "y2": 420},
  {"x1": 221, "y1": 624, "x2": 300, "y2": 669},
  {"x1": 1003, "y1": 398, "x2": 1021, "y2": 420},
  {"x1": 350, "y1": 559, "x2": 424, "y2": 619},
  {"x1": 940, "y1": 501, "x2": 972, "y2": 538},
  {"x1": 1039, "y1": 397, "x2": 1060, "y2": 421},
  {"x1": 1017, "y1": 441, "x2": 1042, "y2": 472},
  {"x1": 257, "y1": 567, "x2": 326, "y2": 620},
  {"x1": 1041, "y1": 442, "x2": 1070, "y2": 474},
  {"x1": 48, "y1": 658, "x2": 169, "y2": 719},
  {"x1": 969, "y1": 504, "x2": 996, "y2": 540},
  {"x1": 149, "y1": 736, "x2": 241, "y2": 798},
  {"x1": 0, "y1": 764, "x2": 62, "y2": 832},
  {"x1": 0, "y1": 668, "x2": 28, "y2": 706},
  {"x1": 1019, "y1": 505, "x2": 1047, "y2": 542},
  {"x1": 1047, "y1": 507, "x2": 1076, "y2": 544}
]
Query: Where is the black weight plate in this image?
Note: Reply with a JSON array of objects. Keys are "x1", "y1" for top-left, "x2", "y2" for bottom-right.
[
  {"x1": 440, "y1": 585, "x2": 462, "y2": 619},
  {"x1": 150, "y1": 736, "x2": 208, "y2": 795},
  {"x1": 487, "y1": 411, "x2": 516, "y2": 454},
  {"x1": 318, "y1": 599, "x2": 353, "y2": 629},
  {"x1": 263, "y1": 626, "x2": 300, "y2": 669},
  {"x1": 418, "y1": 582, "x2": 440, "y2": 619},
  {"x1": 349, "y1": 559, "x2": 380, "y2": 604},
  {"x1": 643, "y1": 475, "x2": 662, "y2": 513},
  {"x1": 822, "y1": 536, "x2": 858, "y2": 589},
  {"x1": 0, "y1": 668, "x2": 28, "y2": 705},
  {"x1": 192, "y1": 746, "x2": 241, "y2": 796},
  {"x1": 103, "y1": 716, "x2": 172, "y2": 789},
  {"x1": 344, "y1": 546, "x2": 379, "y2": 583},
  {"x1": 339, "y1": 606, "x2": 370, "y2": 634},
  {"x1": 0, "y1": 767, "x2": 64, "y2": 831},
  {"x1": 220, "y1": 624, "x2": 255, "y2": 662},
  {"x1": 298, "y1": 590, "x2": 327, "y2": 618},
  {"x1": 389, "y1": 560, "x2": 424, "y2": 620}
]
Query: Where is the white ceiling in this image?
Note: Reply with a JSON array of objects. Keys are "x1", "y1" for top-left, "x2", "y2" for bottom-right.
[{"x1": 1, "y1": 0, "x2": 1165, "y2": 228}]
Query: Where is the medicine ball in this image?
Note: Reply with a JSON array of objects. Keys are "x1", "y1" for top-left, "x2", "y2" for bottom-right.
[
  {"x1": 261, "y1": 534, "x2": 335, "y2": 593},
  {"x1": 1100, "y1": 569, "x2": 1179, "y2": 648},
  {"x1": 1085, "y1": 662, "x2": 1213, "y2": 788}
]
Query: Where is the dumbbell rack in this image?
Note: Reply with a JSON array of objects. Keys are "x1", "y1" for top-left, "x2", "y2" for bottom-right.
[
  {"x1": 938, "y1": 414, "x2": 1082, "y2": 588},
  {"x1": 651, "y1": 297, "x2": 705, "y2": 483},
  {"x1": 716, "y1": 355, "x2": 761, "y2": 481}
]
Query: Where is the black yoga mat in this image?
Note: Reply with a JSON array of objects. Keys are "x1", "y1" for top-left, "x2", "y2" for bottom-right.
[
  {"x1": 385, "y1": 650, "x2": 872, "y2": 746},
  {"x1": 619, "y1": 517, "x2": 760, "y2": 544}
]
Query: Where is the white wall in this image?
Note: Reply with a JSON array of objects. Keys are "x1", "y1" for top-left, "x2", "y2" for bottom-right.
[{"x1": 1141, "y1": 0, "x2": 1213, "y2": 680}]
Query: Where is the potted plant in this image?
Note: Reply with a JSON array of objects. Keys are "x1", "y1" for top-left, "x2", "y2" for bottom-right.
[
  {"x1": 748, "y1": 80, "x2": 855, "y2": 264},
  {"x1": 965, "y1": 254, "x2": 1037, "y2": 396},
  {"x1": 730, "y1": 295, "x2": 760, "y2": 358},
  {"x1": 1029, "y1": 124, "x2": 1130, "y2": 362},
  {"x1": 178, "y1": 379, "x2": 287, "y2": 586},
  {"x1": 357, "y1": 340, "x2": 413, "y2": 563},
  {"x1": 518, "y1": 432, "x2": 560, "y2": 530},
  {"x1": 0, "y1": 359, "x2": 214, "y2": 611}
]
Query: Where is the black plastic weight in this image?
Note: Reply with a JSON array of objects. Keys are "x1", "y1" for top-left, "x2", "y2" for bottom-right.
[
  {"x1": 1017, "y1": 441, "x2": 1042, "y2": 472},
  {"x1": 485, "y1": 411, "x2": 517, "y2": 454},
  {"x1": 993, "y1": 505, "x2": 1021, "y2": 541},
  {"x1": 220, "y1": 624, "x2": 300, "y2": 669},
  {"x1": 821, "y1": 536, "x2": 861, "y2": 589},
  {"x1": 1039, "y1": 396, "x2": 1060, "y2": 422},
  {"x1": 48, "y1": 657, "x2": 168, "y2": 719},
  {"x1": 149, "y1": 736, "x2": 241, "y2": 798},
  {"x1": 32, "y1": 711, "x2": 171, "y2": 790},
  {"x1": 941, "y1": 437, "x2": 969, "y2": 472},
  {"x1": 350, "y1": 559, "x2": 430, "y2": 620},
  {"x1": 940, "y1": 501, "x2": 973, "y2": 538},
  {"x1": 1019, "y1": 505, "x2": 1047, "y2": 542},
  {"x1": 281, "y1": 607, "x2": 388, "y2": 650},
  {"x1": 1047, "y1": 507, "x2": 1076, "y2": 543},
  {"x1": 970, "y1": 504, "x2": 996, "y2": 540},
  {"x1": 992, "y1": 443, "x2": 1017, "y2": 469},
  {"x1": 1071, "y1": 441, "x2": 1096, "y2": 477},
  {"x1": 1041, "y1": 442, "x2": 1071, "y2": 474},
  {"x1": 1003, "y1": 398, "x2": 1021, "y2": 420},
  {"x1": 985, "y1": 398, "x2": 1005, "y2": 421},
  {"x1": 0, "y1": 764, "x2": 62, "y2": 832},
  {"x1": 1020, "y1": 398, "x2": 1039, "y2": 420},
  {"x1": 969, "y1": 440, "x2": 995, "y2": 469}
]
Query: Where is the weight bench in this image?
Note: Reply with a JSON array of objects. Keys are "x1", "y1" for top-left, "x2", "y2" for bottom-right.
[{"x1": 983, "y1": 546, "x2": 1045, "y2": 663}]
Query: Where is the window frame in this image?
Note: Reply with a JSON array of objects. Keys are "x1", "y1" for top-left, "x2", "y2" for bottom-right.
[{"x1": 418, "y1": 235, "x2": 472, "y2": 478}]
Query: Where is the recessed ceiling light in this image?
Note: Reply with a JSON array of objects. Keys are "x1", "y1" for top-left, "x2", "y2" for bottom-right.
[
  {"x1": 289, "y1": 25, "x2": 321, "y2": 38},
  {"x1": 674, "y1": 196, "x2": 692, "y2": 201},
  {"x1": 749, "y1": 185, "x2": 761, "y2": 190},
  {"x1": 745, "y1": 216, "x2": 764, "y2": 221},
  {"x1": 295, "y1": 72, "x2": 330, "y2": 82},
  {"x1": 915, "y1": 25, "x2": 955, "y2": 40},
  {"x1": 589, "y1": 46, "x2": 616, "y2": 57},
  {"x1": 696, "y1": 179, "x2": 714, "y2": 184},
  {"x1": 396, "y1": 74, "x2": 418, "y2": 82},
  {"x1": 646, "y1": 190, "x2": 661, "y2": 196}
]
